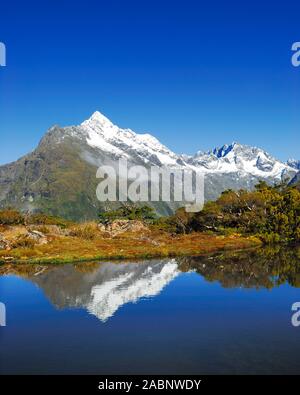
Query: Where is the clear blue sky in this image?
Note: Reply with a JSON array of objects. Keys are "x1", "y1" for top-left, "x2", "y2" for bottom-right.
[{"x1": 0, "y1": 0, "x2": 299, "y2": 165}]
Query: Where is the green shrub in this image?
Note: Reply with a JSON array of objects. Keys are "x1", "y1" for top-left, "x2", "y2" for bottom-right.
[
  {"x1": 218, "y1": 227, "x2": 240, "y2": 236},
  {"x1": 259, "y1": 233, "x2": 281, "y2": 244},
  {"x1": 186, "y1": 183, "x2": 300, "y2": 242},
  {"x1": 99, "y1": 204, "x2": 156, "y2": 224},
  {"x1": 26, "y1": 213, "x2": 70, "y2": 228}
]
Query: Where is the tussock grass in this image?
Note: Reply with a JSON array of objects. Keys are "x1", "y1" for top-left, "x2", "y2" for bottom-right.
[
  {"x1": 69, "y1": 222, "x2": 100, "y2": 240},
  {"x1": 11, "y1": 234, "x2": 36, "y2": 249},
  {"x1": 0, "y1": 209, "x2": 24, "y2": 225}
]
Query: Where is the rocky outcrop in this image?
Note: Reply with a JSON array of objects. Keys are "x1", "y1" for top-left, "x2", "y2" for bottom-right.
[
  {"x1": 27, "y1": 230, "x2": 48, "y2": 245},
  {"x1": 0, "y1": 228, "x2": 48, "y2": 250}
]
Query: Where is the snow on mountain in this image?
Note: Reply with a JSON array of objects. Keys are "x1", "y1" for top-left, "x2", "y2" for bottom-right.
[
  {"x1": 80, "y1": 111, "x2": 179, "y2": 166},
  {"x1": 190, "y1": 142, "x2": 295, "y2": 180},
  {"x1": 64, "y1": 111, "x2": 297, "y2": 180},
  {"x1": 287, "y1": 159, "x2": 300, "y2": 170}
]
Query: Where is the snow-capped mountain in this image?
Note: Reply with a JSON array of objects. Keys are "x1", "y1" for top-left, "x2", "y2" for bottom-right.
[
  {"x1": 188, "y1": 142, "x2": 294, "y2": 179},
  {"x1": 41, "y1": 111, "x2": 296, "y2": 178},
  {"x1": 80, "y1": 111, "x2": 180, "y2": 167},
  {"x1": 0, "y1": 111, "x2": 298, "y2": 219}
]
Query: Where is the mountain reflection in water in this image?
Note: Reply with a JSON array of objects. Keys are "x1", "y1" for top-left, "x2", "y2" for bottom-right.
[{"x1": 1, "y1": 245, "x2": 300, "y2": 323}]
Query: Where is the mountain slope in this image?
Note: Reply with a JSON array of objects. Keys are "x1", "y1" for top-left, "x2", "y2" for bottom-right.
[
  {"x1": 289, "y1": 171, "x2": 300, "y2": 188},
  {"x1": 287, "y1": 159, "x2": 300, "y2": 170},
  {"x1": 0, "y1": 111, "x2": 298, "y2": 220}
]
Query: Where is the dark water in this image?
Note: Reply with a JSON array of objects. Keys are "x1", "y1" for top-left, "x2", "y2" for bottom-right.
[{"x1": 1, "y1": 246, "x2": 300, "y2": 375}]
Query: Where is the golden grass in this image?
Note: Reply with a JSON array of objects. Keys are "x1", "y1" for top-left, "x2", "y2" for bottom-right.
[
  {"x1": 68, "y1": 222, "x2": 100, "y2": 240},
  {"x1": 11, "y1": 234, "x2": 36, "y2": 249},
  {"x1": 0, "y1": 225, "x2": 261, "y2": 264},
  {"x1": 2, "y1": 225, "x2": 28, "y2": 239}
]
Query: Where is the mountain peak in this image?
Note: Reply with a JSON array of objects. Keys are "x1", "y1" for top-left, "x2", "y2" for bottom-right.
[
  {"x1": 211, "y1": 141, "x2": 241, "y2": 158},
  {"x1": 82, "y1": 111, "x2": 114, "y2": 128}
]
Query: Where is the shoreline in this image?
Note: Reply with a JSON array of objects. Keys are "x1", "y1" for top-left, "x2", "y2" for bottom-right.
[{"x1": 0, "y1": 232, "x2": 262, "y2": 265}]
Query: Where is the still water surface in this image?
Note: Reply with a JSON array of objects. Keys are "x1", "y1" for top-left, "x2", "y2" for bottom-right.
[{"x1": 1, "y1": 247, "x2": 300, "y2": 374}]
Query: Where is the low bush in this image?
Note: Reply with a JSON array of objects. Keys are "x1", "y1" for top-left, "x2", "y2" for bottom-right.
[
  {"x1": 99, "y1": 204, "x2": 156, "y2": 224},
  {"x1": 259, "y1": 232, "x2": 281, "y2": 244},
  {"x1": 25, "y1": 213, "x2": 71, "y2": 228}
]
